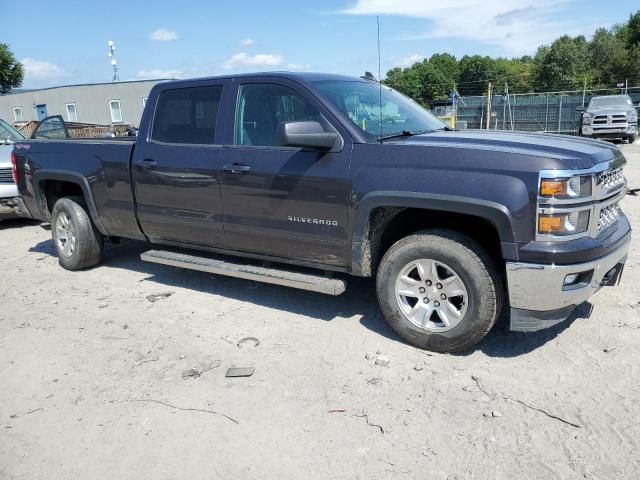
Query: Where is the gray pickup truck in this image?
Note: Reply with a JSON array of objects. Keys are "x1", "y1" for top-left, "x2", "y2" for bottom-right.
[
  {"x1": 580, "y1": 94, "x2": 637, "y2": 143},
  {"x1": 12, "y1": 72, "x2": 632, "y2": 352}
]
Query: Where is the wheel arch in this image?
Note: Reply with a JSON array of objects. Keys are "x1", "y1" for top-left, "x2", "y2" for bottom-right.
[
  {"x1": 351, "y1": 192, "x2": 518, "y2": 276},
  {"x1": 33, "y1": 170, "x2": 108, "y2": 235}
]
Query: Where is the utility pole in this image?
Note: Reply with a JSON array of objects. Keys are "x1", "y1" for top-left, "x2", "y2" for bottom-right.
[
  {"x1": 505, "y1": 83, "x2": 513, "y2": 130},
  {"x1": 108, "y1": 40, "x2": 120, "y2": 82},
  {"x1": 581, "y1": 76, "x2": 587, "y2": 108},
  {"x1": 485, "y1": 82, "x2": 492, "y2": 130},
  {"x1": 502, "y1": 81, "x2": 507, "y2": 130}
]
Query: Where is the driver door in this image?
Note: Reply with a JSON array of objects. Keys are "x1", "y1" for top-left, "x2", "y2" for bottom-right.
[{"x1": 219, "y1": 78, "x2": 352, "y2": 267}]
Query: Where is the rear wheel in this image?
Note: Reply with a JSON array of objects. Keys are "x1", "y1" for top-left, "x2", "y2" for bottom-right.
[
  {"x1": 376, "y1": 229, "x2": 502, "y2": 353},
  {"x1": 51, "y1": 196, "x2": 103, "y2": 270}
]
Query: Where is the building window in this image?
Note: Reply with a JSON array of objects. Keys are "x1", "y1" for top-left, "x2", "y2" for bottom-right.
[
  {"x1": 109, "y1": 100, "x2": 123, "y2": 123},
  {"x1": 13, "y1": 107, "x2": 23, "y2": 122},
  {"x1": 142, "y1": 97, "x2": 148, "y2": 108},
  {"x1": 65, "y1": 103, "x2": 78, "y2": 122}
]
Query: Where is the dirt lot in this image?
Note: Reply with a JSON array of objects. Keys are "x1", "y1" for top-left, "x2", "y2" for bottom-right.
[{"x1": 1, "y1": 144, "x2": 639, "y2": 480}]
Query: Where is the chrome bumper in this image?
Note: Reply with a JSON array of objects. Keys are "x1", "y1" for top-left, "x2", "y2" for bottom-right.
[
  {"x1": 582, "y1": 125, "x2": 637, "y2": 136},
  {"x1": 506, "y1": 238, "x2": 631, "y2": 331}
]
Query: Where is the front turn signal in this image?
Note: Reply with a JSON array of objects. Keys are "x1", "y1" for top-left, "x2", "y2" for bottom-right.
[
  {"x1": 538, "y1": 215, "x2": 564, "y2": 233},
  {"x1": 540, "y1": 179, "x2": 568, "y2": 197}
]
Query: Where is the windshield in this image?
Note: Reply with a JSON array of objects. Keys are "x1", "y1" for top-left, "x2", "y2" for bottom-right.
[
  {"x1": 0, "y1": 119, "x2": 25, "y2": 143},
  {"x1": 589, "y1": 96, "x2": 633, "y2": 109},
  {"x1": 312, "y1": 80, "x2": 445, "y2": 140}
]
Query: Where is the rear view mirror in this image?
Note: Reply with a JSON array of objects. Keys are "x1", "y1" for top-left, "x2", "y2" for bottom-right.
[
  {"x1": 277, "y1": 121, "x2": 337, "y2": 150},
  {"x1": 576, "y1": 106, "x2": 586, "y2": 112}
]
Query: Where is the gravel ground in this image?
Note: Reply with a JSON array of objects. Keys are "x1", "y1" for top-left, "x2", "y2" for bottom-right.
[{"x1": 1, "y1": 143, "x2": 639, "y2": 480}]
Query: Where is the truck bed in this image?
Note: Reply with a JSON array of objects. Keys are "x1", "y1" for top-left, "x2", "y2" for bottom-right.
[{"x1": 15, "y1": 138, "x2": 143, "y2": 239}]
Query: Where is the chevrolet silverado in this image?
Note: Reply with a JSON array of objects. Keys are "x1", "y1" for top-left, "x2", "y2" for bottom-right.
[{"x1": 11, "y1": 73, "x2": 631, "y2": 352}]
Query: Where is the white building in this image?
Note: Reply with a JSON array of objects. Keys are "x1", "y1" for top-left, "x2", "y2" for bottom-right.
[{"x1": 0, "y1": 79, "x2": 168, "y2": 127}]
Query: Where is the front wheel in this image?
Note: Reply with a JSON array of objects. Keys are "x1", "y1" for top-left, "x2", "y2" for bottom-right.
[
  {"x1": 376, "y1": 229, "x2": 503, "y2": 353},
  {"x1": 51, "y1": 196, "x2": 104, "y2": 270}
]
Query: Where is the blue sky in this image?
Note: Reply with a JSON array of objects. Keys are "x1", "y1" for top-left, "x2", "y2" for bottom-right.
[{"x1": 2, "y1": 0, "x2": 638, "y2": 89}]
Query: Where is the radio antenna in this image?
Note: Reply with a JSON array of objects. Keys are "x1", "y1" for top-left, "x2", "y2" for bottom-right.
[{"x1": 377, "y1": 16, "x2": 383, "y2": 142}]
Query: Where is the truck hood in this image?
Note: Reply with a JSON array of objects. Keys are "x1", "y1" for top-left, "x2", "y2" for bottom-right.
[{"x1": 386, "y1": 129, "x2": 621, "y2": 170}]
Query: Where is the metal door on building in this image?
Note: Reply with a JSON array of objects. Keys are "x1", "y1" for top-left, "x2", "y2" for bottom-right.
[{"x1": 35, "y1": 104, "x2": 48, "y2": 121}]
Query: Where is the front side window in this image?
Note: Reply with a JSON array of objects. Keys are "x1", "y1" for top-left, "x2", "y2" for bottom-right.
[
  {"x1": 13, "y1": 107, "x2": 23, "y2": 122},
  {"x1": 312, "y1": 80, "x2": 445, "y2": 140},
  {"x1": 66, "y1": 103, "x2": 78, "y2": 122},
  {"x1": 109, "y1": 100, "x2": 123, "y2": 123},
  {"x1": 151, "y1": 85, "x2": 222, "y2": 145},
  {"x1": 235, "y1": 84, "x2": 321, "y2": 147}
]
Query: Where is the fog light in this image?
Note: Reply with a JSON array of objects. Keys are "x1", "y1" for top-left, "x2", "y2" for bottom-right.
[{"x1": 564, "y1": 274, "x2": 579, "y2": 286}]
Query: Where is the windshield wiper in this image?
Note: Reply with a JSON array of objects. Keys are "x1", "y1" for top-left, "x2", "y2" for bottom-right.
[
  {"x1": 378, "y1": 129, "x2": 431, "y2": 142},
  {"x1": 437, "y1": 125, "x2": 457, "y2": 131}
]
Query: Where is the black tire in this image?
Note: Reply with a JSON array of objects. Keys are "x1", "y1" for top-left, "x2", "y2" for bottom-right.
[
  {"x1": 376, "y1": 229, "x2": 503, "y2": 353},
  {"x1": 628, "y1": 135, "x2": 636, "y2": 144},
  {"x1": 51, "y1": 196, "x2": 103, "y2": 270}
]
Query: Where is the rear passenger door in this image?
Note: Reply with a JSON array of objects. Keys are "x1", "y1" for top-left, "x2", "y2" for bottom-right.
[
  {"x1": 219, "y1": 78, "x2": 352, "y2": 267},
  {"x1": 133, "y1": 81, "x2": 228, "y2": 247}
]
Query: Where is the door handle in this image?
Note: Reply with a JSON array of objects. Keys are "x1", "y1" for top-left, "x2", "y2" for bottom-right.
[
  {"x1": 137, "y1": 159, "x2": 158, "y2": 169},
  {"x1": 223, "y1": 163, "x2": 251, "y2": 174}
]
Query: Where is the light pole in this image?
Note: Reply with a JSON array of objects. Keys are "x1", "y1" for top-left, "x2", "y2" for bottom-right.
[{"x1": 108, "y1": 40, "x2": 120, "y2": 82}]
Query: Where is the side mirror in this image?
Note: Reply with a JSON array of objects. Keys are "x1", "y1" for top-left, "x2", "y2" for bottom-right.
[
  {"x1": 277, "y1": 121, "x2": 337, "y2": 150},
  {"x1": 576, "y1": 106, "x2": 586, "y2": 112}
]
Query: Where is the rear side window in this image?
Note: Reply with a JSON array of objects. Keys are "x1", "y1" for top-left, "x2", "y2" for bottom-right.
[{"x1": 152, "y1": 86, "x2": 222, "y2": 145}]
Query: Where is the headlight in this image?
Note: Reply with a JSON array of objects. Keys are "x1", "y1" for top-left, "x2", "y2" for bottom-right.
[
  {"x1": 538, "y1": 211, "x2": 590, "y2": 236},
  {"x1": 630, "y1": 112, "x2": 638, "y2": 123},
  {"x1": 540, "y1": 176, "x2": 592, "y2": 199},
  {"x1": 582, "y1": 114, "x2": 592, "y2": 125}
]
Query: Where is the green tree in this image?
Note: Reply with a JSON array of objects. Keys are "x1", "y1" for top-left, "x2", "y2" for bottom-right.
[
  {"x1": 626, "y1": 11, "x2": 640, "y2": 47},
  {"x1": 457, "y1": 55, "x2": 495, "y2": 95},
  {"x1": 628, "y1": 45, "x2": 640, "y2": 86},
  {"x1": 589, "y1": 28, "x2": 627, "y2": 87},
  {"x1": 532, "y1": 35, "x2": 591, "y2": 91},
  {"x1": 0, "y1": 43, "x2": 23, "y2": 94},
  {"x1": 384, "y1": 66, "x2": 423, "y2": 102}
]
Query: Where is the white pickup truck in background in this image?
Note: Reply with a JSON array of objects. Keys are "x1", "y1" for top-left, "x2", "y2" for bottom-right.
[{"x1": 0, "y1": 119, "x2": 24, "y2": 220}]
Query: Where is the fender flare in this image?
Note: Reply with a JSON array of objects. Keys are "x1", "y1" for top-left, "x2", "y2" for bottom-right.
[
  {"x1": 32, "y1": 169, "x2": 108, "y2": 235},
  {"x1": 350, "y1": 191, "x2": 518, "y2": 276}
]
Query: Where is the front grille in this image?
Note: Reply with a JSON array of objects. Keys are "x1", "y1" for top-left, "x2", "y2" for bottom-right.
[
  {"x1": 597, "y1": 167, "x2": 625, "y2": 196},
  {"x1": 598, "y1": 203, "x2": 620, "y2": 234},
  {"x1": 0, "y1": 167, "x2": 13, "y2": 184},
  {"x1": 593, "y1": 114, "x2": 627, "y2": 125}
]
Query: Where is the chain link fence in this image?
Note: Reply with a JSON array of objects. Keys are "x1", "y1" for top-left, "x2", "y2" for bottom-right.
[{"x1": 456, "y1": 87, "x2": 640, "y2": 135}]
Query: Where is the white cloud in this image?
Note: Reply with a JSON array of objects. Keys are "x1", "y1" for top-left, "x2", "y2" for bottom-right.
[
  {"x1": 136, "y1": 69, "x2": 182, "y2": 79},
  {"x1": 239, "y1": 38, "x2": 255, "y2": 47},
  {"x1": 343, "y1": 0, "x2": 587, "y2": 55},
  {"x1": 222, "y1": 52, "x2": 284, "y2": 70},
  {"x1": 21, "y1": 58, "x2": 65, "y2": 79},
  {"x1": 150, "y1": 28, "x2": 178, "y2": 41},
  {"x1": 398, "y1": 53, "x2": 423, "y2": 67}
]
